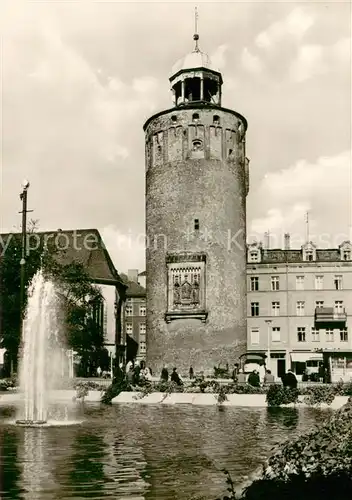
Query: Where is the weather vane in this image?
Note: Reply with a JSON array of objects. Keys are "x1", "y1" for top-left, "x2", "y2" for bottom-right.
[{"x1": 193, "y1": 6, "x2": 199, "y2": 51}]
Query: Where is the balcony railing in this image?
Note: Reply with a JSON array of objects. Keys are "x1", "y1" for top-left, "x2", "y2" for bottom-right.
[{"x1": 314, "y1": 307, "x2": 347, "y2": 325}]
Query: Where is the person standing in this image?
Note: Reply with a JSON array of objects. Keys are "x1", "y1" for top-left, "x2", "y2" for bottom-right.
[
  {"x1": 97, "y1": 366, "x2": 102, "y2": 378},
  {"x1": 160, "y1": 365, "x2": 169, "y2": 382},
  {"x1": 189, "y1": 366, "x2": 194, "y2": 379}
]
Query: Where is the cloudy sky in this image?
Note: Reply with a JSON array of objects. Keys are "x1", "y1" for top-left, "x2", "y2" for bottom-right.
[{"x1": 0, "y1": 0, "x2": 351, "y2": 273}]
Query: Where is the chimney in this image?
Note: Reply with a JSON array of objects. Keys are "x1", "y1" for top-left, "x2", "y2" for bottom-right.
[
  {"x1": 284, "y1": 233, "x2": 290, "y2": 250},
  {"x1": 127, "y1": 269, "x2": 139, "y2": 283}
]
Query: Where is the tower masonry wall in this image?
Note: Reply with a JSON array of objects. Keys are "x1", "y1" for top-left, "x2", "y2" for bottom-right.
[{"x1": 145, "y1": 106, "x2": 248, "y2": 376}]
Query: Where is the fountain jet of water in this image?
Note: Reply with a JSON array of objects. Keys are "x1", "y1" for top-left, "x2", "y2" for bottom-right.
[{"x1": 16, "y1": 270, "x2": 66, "y2": 426}]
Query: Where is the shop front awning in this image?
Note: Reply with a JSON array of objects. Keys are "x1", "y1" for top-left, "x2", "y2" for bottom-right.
[{"x1": 291, "y1": 352, "x2": 323, "y2": 363}]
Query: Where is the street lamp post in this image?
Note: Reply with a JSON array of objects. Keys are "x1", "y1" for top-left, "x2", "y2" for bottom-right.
[
  {"x1": 265, "y1": 319, "x2": 272, "y2": 371},
  {"x1": 17, "y1": 180, "x2": 32, "y2": 375}
]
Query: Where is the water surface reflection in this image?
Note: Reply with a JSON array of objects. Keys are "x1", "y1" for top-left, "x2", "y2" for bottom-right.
[{"x1": 0, "y1": 404, "x2": 331, "y2": 500}]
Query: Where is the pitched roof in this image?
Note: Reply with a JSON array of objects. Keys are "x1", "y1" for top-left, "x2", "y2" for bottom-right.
[
  {"x1": 120, "y1": 273, "x2": 146, "y2": 297},
  {"x1": 256, "y1": 249, "x2": 342, "y2": 264},
  {"x1": 0, "y1": 229, "x2": 126, "y2": 289}
]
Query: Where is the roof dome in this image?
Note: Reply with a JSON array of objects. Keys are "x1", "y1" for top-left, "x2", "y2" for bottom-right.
[{"x1": 171, "y1": 49, "x2": 215, "y2": 75}]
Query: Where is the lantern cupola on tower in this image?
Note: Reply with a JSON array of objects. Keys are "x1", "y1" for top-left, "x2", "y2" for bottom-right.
[{"x1": 170, "y1": 29, "x2": 223, "y2": 107}]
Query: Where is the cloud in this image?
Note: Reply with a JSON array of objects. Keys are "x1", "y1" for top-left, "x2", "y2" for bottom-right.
[
  {"x1": 289, "y1": 44, "x2": 326, "y2": 82},
  {"x1": 249, "y1": 151, "x2": 351, "y2": 248},
  {"x1": 1, "y1": 7, "x2": 160, "y2": 238},
  {"x1": 289, "y1": 37, "x2": 349, "y2": 82},
  {"x1": 332, "y1": 37, "x2": 351, "y2": 63},
  {"x1": 100, "y1": 225, "x2": 145, "y2": 273},
  {"x1": 241, "y1": 47, "x2": 263, "y2": 74},
  {"x1": 210, "y1": 44, "x2": 228, "y2": 70},
  {"x1": 255, "y1": 7, "x2": 314, "y2": 50}
]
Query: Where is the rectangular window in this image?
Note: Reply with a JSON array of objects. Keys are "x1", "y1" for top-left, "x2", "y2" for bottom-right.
[
  {"x1": 271, "y1": 276, "x2": 280, "y2": 291},
  {"x1": 296, "y1": 301, "x2": 305, "y2": 316},
  {"x1": 251, "y1": 302, "x2": 259, "y2": 317},
  {"x1": 296, "y1": 276, "x2": 304, "y2": 290},
  {"x1": 311, "y1": 327, "x2": 320, "y2": 342},
  {"x1": 125, "y1": 305, "x2": 133, "y2": 316},
  {"x1": 315, "y1": 276, "x2": 323, "y2": 290},
  {"x1": 271, "y1": 327, "x2": 281, "y2": 342},
  {"x1": 340, "y1": 328, "x2": 348, "y2": 342},
  {"x1": 250, "y1": 276, "x2": 259, "y2": 291},
  {"x1": 315, "y1": 300, "x2": 324, "y2": 308},
  {"x1": 249, "y1": 251, "x2": 259, "y2": 262},
  {"x1": 126, "y1": 323, "x2": 133, "y2": 334},
  {"x1": 326, "y1": 328, "x2": 334, "y2": 342},
  {"x1": 334, "y1": 275, "x2": 343, "y2": 290},
  {"x1": 194, "y1": 219, "x2": 199, "y2": 231},
  {"x1": 139, "y1": 306, "x2": 146, "y2": 316},
  {"x1": 250, "y1": 328, "x2": 259, "y2": 345},
  {"x1": 271, "y1": 302, "x2": 280, "y2": 316},
  {"x1": 334, "y1": 301, "x2": 343, "y2": 313},
  {"x1": 139, "y1": 323, "x2": 146, "y2": 335},
  {"x1": 297, "y1": 327, "x2": 306, "y2": 342},
  {"x1": 139, "y1": 341, "x2": 146, "y2": 353}
]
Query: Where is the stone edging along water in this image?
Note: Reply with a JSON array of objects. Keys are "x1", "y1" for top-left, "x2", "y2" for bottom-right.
[
  {"x1": 0, "y1": 391, "x2": 349, "y2": 408},
  {"x1": 110, "y1": 392, "x2": 350, "y2": 409}
]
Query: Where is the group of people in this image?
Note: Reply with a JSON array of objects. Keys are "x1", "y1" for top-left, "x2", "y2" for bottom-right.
[
  {"x1": 100, "y1": 359, "x2": 302, "y2": 389},
  {"x1": 234, "y1": 363, "x2": 298, "y2": 389},
  {"x1": 160, "y1": 365, "x2": 183, "y2": 385},
  {"x1": 245, "y1": 367, "x2": 275, "y2": 387},
  {"x1": 125, "y1": 360, "x2": 152, "y2": 385}
]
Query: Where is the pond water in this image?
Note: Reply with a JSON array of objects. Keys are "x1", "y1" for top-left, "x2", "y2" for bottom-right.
[{"x1": 0, "y1": 403, "x2": 331, "y2": 500}]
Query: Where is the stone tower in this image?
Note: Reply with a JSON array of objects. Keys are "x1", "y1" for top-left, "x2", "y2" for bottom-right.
[{"x1": 144, "y1": 31, "x2": 249, "y2": 375}]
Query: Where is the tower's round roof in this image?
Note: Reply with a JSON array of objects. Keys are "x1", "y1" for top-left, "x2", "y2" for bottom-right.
[{"x1": 171, "y1": 49, "x2": 217, "y2": 76}]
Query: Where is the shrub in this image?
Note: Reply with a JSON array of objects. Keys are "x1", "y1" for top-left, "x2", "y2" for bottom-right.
[
  {"x1": 342, "y1": 381, "x2": 352, "y2": 396},
  {"x1": 133, "y1": 382, "x2": 154, "y2": 400},
  {"x1": 266, "y1": 384, "x2": 299, "y2": 407},
  {"x1": 153, "y1": 381, "x2": 183, "y2": 393},
  {"x1": 101, "y1": 377, "x2": 130, "y2": 405},
  {"x1": 73, "y1": 380, "x2": 106, "y2": 391},
  {"x1": 75, "y1": 384, "x2": 89, "y2": 401},
  {"x1": 235, "y1": 398, "x2": 352, "y2": 499},
  {"x1": 302, "y1": 385, "x2": 336, "y2": 406},
  {"x1": 0, "y1": 378, "x2": 17, "y2": 392},
  {"x1": 227, "y1": 383, "x2": 267, "y2": 395},
  {"x1": 217, "y1": 386, "x2": 228, "y2": 405}
]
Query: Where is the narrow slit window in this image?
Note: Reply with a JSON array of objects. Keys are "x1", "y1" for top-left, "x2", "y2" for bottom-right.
[{"x1": 194, "y1": 219, "x2": 200, "y2": 231}]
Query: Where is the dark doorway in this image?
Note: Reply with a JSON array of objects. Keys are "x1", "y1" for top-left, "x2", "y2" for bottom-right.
[{"x1": 277, "y1": 359, "x2": 286, "y2": 378}]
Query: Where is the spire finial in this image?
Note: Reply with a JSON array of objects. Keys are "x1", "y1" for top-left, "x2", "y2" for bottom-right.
[{"x1": 193, "y1": 6, "x2": 199, "y2": 52}]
